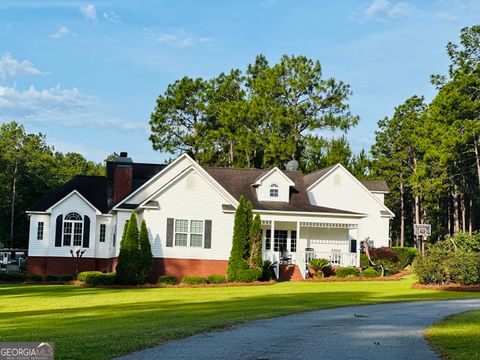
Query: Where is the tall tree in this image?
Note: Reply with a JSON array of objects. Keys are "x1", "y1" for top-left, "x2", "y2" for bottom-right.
[
  {"x1": 227, "y1": 196, "x2": 249, "y2": 282},
  {"x1": 139, "y1": 219, "x2": 154, "y2": 283},
  {"x1": 149, "y1": 54, "x2": 359, "y2": 171},
  {"x1": 115, "y1": 212, "x2": 142, "y2": 285}
]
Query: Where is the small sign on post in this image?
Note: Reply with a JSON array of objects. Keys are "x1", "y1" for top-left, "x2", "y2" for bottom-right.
[{"x1": 414, "y1": 224, "x2": 431, "y2": 253}]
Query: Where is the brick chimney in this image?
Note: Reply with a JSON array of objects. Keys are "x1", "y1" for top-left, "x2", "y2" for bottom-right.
[{"x1": 113, "y1": 152, "x2": 133, "y2": 205}]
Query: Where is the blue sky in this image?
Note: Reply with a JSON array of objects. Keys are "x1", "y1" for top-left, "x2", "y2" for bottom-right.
[{"x1": 0, "y1": 0, "x2": 479, "y2": 163}]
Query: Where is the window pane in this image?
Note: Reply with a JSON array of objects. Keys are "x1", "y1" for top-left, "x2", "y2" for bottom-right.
[
  {"x1": 100, "y1": 224, "x2": 106, "y2": 242},
  {"x1": 64, "y1": 222, "x2": 72, "y2": 234},
  {"x1": 190, "y1": 234, "x2": 203, "y2": 247},
  {"x1": 265, "y1": 229, "x2": 271, "y2": 250},
  {"x1": 175, "y1": 219, "x2": 188, "y2": 233},
  {"x1": 74, "y1": 222, "x2": 83, "y2": 234},
  {"x1": 37, "y1": 222, "x2": 44, "y2": 240},
  {"x1": 290, "y1": 230, "x2": 297, "y2": 253},
  {"x1": 73, "y1": 234, "x2": 82, "y2": 246},
  {"x1": 175, "y1": 233, "x2": 187, "y2": 246},
  {"x1": 190, "y1": 220, "x2": 203, "y2": 234}
]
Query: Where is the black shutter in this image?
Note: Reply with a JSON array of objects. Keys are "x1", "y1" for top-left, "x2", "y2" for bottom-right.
[
  {"x1": 204, "y1": 220, "x2": 212, "y2": 249},
  {"x1": 166, "y1": 218, "x2": 174, "y2": 247},
  {"x1": 83, "y1": 215, "x2": 90, "y2": 248},
  {"x1": 55, "y1": 214, "x2": 63, "y2": 247},
  {"x1": 350, "y1": 239, "x2": 357, "y2": 253}
]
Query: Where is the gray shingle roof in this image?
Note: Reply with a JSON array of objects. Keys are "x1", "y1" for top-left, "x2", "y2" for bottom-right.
[{"x1": 204, "y1": 167, "x2": 362, "y2": 215}]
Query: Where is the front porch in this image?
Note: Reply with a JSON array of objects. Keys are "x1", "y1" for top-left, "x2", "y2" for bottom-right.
[{"x1": 261, "y1": 219, "x2": 360, "y2": 280}]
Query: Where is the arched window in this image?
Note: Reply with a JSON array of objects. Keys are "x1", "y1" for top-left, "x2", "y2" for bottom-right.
[
  {"x1": 63, "y1": 212, "x2": 83, "y2": 246},
  {"x1": 270, "y1": 184, "x2": 279, "y2": 198}
]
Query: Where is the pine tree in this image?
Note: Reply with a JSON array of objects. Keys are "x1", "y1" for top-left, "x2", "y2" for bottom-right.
[
  {"x1": 139, "y1": 219, "x2": 154, "y2": 283},
  {"x1": 115, "y1": 212, "x2": 142, "y2": 285},
  {"x1": 227, "y1": 196, "x2": 249, "y2": 281},
  {"x1": 249, "y1": 213, "x2": 263, "y2": 268}
]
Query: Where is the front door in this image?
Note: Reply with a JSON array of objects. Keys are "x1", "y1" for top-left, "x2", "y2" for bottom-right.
[{"x1": 274, "y1": 230, "x2": 288, "y2": 252}]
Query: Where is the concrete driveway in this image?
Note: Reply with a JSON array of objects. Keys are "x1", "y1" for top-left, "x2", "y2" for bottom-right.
[{"x1": 117, "y1": 299, "x2": 480, "y2": 360}]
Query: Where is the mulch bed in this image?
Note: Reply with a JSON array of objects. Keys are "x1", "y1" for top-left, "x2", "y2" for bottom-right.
[
  {"x1": 412, "y1": 283, "x2": 480, "y2": 292},
  {"x1": 304, "y1": 269, "x2": 412, "y2": 282}
]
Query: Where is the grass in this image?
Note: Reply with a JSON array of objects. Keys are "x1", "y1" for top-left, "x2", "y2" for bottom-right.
[
  {"x1": 0, "y1": 276, "x2": 479, "y2": 360},
  {"x1": 426, "y1": 310, "x2": 480, "y2": 360}
]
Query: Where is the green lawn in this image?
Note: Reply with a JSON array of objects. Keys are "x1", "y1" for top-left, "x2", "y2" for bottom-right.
[
  {"x1": 426, "y1": 310, "x2": 480, "y2": 360},
  {"x1": 0, "y1": 277, "x2": 479, "y2": 360}
]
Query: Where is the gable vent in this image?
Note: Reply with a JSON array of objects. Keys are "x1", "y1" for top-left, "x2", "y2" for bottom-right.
[
  {"x1": 186, "y1": 173, "x2": 196, "y2": 190},
  {"x1": 333, "y1": 174, "x2": 341, "y2": 186}
]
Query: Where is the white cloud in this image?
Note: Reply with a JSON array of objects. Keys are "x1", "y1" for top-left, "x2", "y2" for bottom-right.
[
  {"x1": 0, "y1": 84, "x2": 146, "y2": 132},
  {"x1": 361, "y1": 0, "x2": 417, "y2": 21},
  {"x1": 0, "y1": 53, "x2": 43, "y2": 80},
  {"x1": 103, "y1": 11, "x2": 121, "y2": 24},
  {"x1": 80, "y1": 3, "x2": 96, "y2": 20},
  {"x1": 50, "y1": 25, "x2": 73, "y2": 39},
  {"x1": 436, "y1": 12, "x2": 460, "y2": 22},
  {"x1": 155, "y1": 30, "x2": 212, "y2": 48}
]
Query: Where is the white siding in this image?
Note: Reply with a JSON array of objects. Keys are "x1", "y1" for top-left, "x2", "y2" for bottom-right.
[
  {"x1": 28, "y1": 214, "x2": 50, "y2": 256},
  {"x1": 255, "y1": 170, "x2": 292, "y2": 203},
  {"x1": 123, "y1": 157, "x2": 194, "y2": 205},
  {"x1": 141, "y1": 169, "x2": 234, "y2": 260},
  {"x1": 307, "y1": 167, "x2": 391, "y2": 247},
  {"x1": 95, "y1": 215, "x2": 114, "y2": 258},
  {"x1": 47, "y1": 193, "x2": 98, "y2": 258},
  {"x1": 373, "y1": 193, "x2": 385, "y2": 203}
]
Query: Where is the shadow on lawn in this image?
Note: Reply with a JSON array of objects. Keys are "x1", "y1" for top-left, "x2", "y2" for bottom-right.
[{"x1": 1, "y1": 284, "x2": 479, "y2": 360}]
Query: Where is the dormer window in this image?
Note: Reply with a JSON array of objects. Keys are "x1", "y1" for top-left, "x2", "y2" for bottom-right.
[{"x1": 270, "y1": 184, "x2": 279, "y2": 198}]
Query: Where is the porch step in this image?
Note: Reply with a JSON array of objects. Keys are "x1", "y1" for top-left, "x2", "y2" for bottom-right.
[{"x1": 278, "y1": 264, "x2": 303, "y2": 281}]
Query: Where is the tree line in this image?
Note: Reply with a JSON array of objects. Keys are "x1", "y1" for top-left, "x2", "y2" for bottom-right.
[
  {"x1": 0, "y1": 121, "x2": 104, "y2": 248},
  {"x1": 372, "y1": 25, "x2": 480, "y2": 246},
  {"x1": 1, "y1": 25, "x2": 478, "y2": 249}
]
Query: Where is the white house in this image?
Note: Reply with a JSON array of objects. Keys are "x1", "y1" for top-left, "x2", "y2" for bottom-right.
[{"x1": 26, "y1": 152, "x2": 393, "y2": 280}]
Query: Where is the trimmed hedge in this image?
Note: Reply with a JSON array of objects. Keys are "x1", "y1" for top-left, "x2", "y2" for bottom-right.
[
  {"x1": 85, "y1": 273, "x2": 116, "y2": 286},
  {"x1": 206, "y1": 274, "x2": 226, "y2": 284},
  {"x1": 77, "y1": 271, "x2": 103, "y2": 282},
  {"x1": 361, "y1": 267, "x2": 379, "y2": 278},
  {"x1": 45, "y1": 274, "x2": 75, "y2": 282},
  {"x1": 236, "y1": 268, "x2": 262, "y2": 283},
  {"x1": 335, "y1": 267, "x2": 360, "y2": 278},
  {"x1": 26, "y1": 274, "x2": 44, "y2": 282},
  {"x1": 157, "y1": 275, "x2": 177, "y2": 285},
  {"x1": 181, "y1": 276, "x2": 207, "y2": 285},
  {"x1": 0, "y1": 272, "x2": 27, "y2": 282},
  {"x1": 391, "y1": 247, "x2": 418, "y2": 269}
]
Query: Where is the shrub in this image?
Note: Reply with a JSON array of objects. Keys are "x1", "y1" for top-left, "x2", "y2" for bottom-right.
[
  {"x1": 369, "y1": 247, "x2": 401, "y2": 275},
  {"x1": 181, "y1": 275, "x2": 207, "y2": 285},
  {"x1": 157, "y1": 275, "x2": 177, "y2": 285},
  {"x1": 360, "y1": 253, "x2": 371, "y2": 269},
  {"x1": 227, "y1": 196, "x2": 250, "y2": 282},
  {"x1": 260, "y1": 269, "x2": 273, "y2": 281},
  {"x1": 361, "y1": 267, "x2": 379, "y2": 278},
  {"x1": 413, "y1": 240, "x2": 455, "y2": 285},
  {"x1": 308, "y1": 258, "x2": 332, "y2": 278},
  {"x1": 45, "y1": 275, "x2": 62, "y2": 282},
  {"x1": 236, "y1": 268, "x2": 262, "y2": 283},
  {"x1": 447, "y1": 232, "x2": 480, "y2": 253},
  {"x1": 444, "y1": 251, "x2": 480, "y2": 285},
  {"x1": 391, "y1": 247, "x2": 419, "y2": 269},
  {"x1": 85, "y1": 273, "x2": 116, "y2": 286},
  {"x1": 139, "y1": 219, "x2": 154, "y2": 283},
  {"x1": 0, "y1": 272, "x2": 27, "y2": 282},
  {"x1": 335, "y1": 267, "x2": 360, "y2": 278},
  {"x1": 116, "y1": 212, "x2": 142, "y2": 285},
  {"x1": 207, "y1": 274, "x2": 226, "y2": 284},
  {"x1": 77, "y1": 271, "x2": 103, "y2": 282},
  {"x1": 26, "y1": 274, "x2": 44, "y2": 282}
]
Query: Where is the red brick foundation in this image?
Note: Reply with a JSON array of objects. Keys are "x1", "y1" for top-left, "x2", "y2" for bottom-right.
[
  {"x1": 27, "y1": 256, "x2": 227, "y2": 280},
  {"x1": 152, "y1": 258, "x2": 228, "y2": 281}
]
